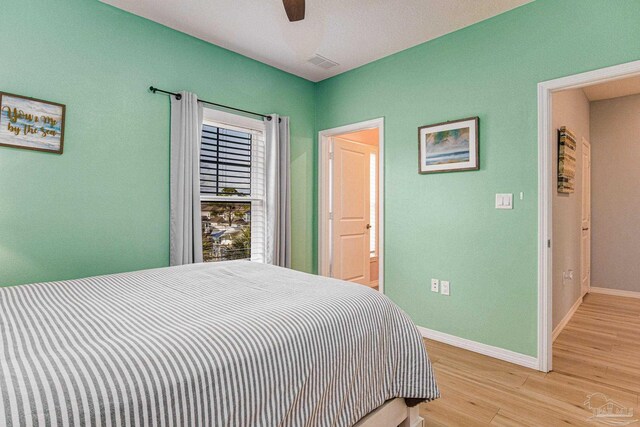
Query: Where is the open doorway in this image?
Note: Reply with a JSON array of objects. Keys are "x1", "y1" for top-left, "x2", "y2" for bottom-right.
[
  {"x1": 538, "y1": 60, "x2": 640, "y2": 372},
  {"x1": 318, "y1": 119, "x2": 384, "y2": 292}
]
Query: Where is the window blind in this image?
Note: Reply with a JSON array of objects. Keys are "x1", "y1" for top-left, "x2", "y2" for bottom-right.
[{"x1": 200, "y1": 124, "x2": 252, "y2": 196}]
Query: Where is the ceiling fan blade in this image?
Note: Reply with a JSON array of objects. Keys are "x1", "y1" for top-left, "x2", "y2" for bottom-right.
[{"x1": 282, "y1": 0, "x2": 305, "y2": 22}]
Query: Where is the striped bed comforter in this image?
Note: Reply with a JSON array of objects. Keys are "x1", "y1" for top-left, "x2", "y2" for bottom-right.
[{"x1": 0, "y1": 261, "x2": 438, "y2": 426}]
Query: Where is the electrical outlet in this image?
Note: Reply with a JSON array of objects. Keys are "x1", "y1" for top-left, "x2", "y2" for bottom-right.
[
  {"x1": 431, "y1": 279, "x2": 439, "y2": 293},
  {"x1": 441, "y1": 280, "x2": 450, "y2": 296},
  {"x1": 495, "y1": 193, "x2": 513, "y2": 209}
]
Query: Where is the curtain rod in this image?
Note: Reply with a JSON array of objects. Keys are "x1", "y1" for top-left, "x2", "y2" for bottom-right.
[{"x1": 149, "y1": 86, "x2": 274, "y2": 121}]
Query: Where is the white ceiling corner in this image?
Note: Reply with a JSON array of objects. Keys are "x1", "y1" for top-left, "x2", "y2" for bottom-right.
[{"x1": 99, "y1": 0, "x2": 532, "y2": 82}]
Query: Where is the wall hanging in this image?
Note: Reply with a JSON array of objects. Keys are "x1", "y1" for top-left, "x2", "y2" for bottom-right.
[
  {"x1": 418, "y1": 117, "x2": 479, "y2": 173},
  {"x1": 557, "y1": 126, "x2": 576, "y2": 193},
  {"x1": 0, "y1": 92, "x2": 65, "y2": 154}
]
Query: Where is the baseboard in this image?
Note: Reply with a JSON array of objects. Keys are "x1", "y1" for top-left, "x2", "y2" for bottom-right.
[
  {"x1": 552, "y1": 296, "x2": 582, "y2": 342},
  {"x1": 589, "y1": 287, "x2": 640, "y2": 299},
  {"x1": 416, "y1": 326, "x2": 539, "y2": 370}
]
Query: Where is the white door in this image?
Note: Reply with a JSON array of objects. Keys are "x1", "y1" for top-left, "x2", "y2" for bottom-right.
[
  {"x1": 581, "y1": 138, "x2": 591, "y2": 296},
  {"x1": 332, "y1": 138, "x2": 371, "y2": 285}
]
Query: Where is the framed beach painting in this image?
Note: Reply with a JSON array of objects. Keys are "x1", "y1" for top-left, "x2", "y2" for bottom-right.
[
  {"x1": 418, "y1": 117, "x2": 479, "y2": 174},
  {"x1": 0, "y1": 92, "x2": 65, "y2": 154}
]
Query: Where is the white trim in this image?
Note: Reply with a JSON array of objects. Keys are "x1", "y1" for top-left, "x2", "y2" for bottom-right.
[
  {"x1": 202, "y1": 107, "x2": 265, "y2": 131},
  {"x1": 552, "y1": 296, "x2": 582, "y2": 342},
  {"x1": 318, "y1": 118, "x2": 385, "y2": 293},
  {"x1": 417, "y1": 325, "x2": 538, "y2": 370},
  {"x1": 590, "y1": 287, "x2": 640, "y2": 299},
  {"x1": 537, "y1": 59, "x2": 640, "y2": 373},
  {"x1": 537, "y1": 80, "x2": 553, "y2": 373},
  {"x1": 581, "y1": 137, "x2": 592, "y2": 297}
]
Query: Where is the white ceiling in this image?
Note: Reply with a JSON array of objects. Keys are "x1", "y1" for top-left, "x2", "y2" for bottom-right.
[
  {"x1": 583, "y1": 75, "x2": 640, "y2": 101},
  {"x1": 100, "y1": 0, "x2": 532, "y2": 82}
]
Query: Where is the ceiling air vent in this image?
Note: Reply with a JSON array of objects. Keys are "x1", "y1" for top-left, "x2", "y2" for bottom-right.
[{"x1": 308, "y1": 54, "x2": 339, "y2": 69}]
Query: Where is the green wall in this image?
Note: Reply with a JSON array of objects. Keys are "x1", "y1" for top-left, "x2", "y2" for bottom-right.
[
  {"x1": 315, "y1": 0, "x2": 640, "y2": 356},
  {"x1": 0, "y1": 0, "x2": 315, "y2": 287},
  {"x1": 2, "y1": 0, "x2": 640, "y2": 357}
]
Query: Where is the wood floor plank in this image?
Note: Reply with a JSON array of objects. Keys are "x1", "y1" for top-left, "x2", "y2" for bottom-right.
[
  {"x1": 490, "y1": 408, "x2": 591, "y2": 427},
  {"x1": 523, "y1": 372, "x2": 638, "y2": 411},
  {"x1": 420, "y1": 293, "x2": 640, "y2": 426},
  {"x1": 426, "y1": 364, "x2": 598, "y2": 425},
  {"x1": 420, "y1": 384, "x2": 499, "y2": 425}
]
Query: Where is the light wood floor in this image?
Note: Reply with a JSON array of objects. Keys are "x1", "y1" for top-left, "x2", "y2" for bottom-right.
[{"x1": 419, "y1": 293, "x2": 640, "y2": 426}]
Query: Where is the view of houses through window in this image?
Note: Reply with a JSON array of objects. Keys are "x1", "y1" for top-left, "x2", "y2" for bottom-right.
[{"x1": 201, "y1": 201, "x2": 251, "y2": 262}]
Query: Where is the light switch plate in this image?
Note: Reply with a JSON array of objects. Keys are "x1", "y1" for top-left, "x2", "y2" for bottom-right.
[
  {"x1": 495, "y1": 193, "x2": 513, "y2": 209},
  {"x1": 441, "y1": 280, "x2": 450, "y2": 296},
  {"x1": 431, "y1": 279, "x2": 439, "y2": 293}
]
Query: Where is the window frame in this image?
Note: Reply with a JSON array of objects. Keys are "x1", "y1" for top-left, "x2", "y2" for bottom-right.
[{"x1": 200, "y1": 108, "x2": 267, "y2": 262}]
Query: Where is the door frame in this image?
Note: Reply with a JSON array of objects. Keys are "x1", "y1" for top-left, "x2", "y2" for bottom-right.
[
  {"x1": 318, "y1": 118, "x2": 385, "y2": 292},
  {"x1": 581, "y1": 137, "x2": 591, "y2": 297},
  {"x1": 537, "y1": 59, "x2": 640, "y2": 372}
]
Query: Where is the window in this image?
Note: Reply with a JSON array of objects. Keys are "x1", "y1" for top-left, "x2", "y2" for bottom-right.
[{"x1": 200, "y1": 109, "x2": 266, "y2": 263}]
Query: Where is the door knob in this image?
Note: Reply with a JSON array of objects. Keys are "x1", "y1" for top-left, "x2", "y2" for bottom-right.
[{"x1": 366, "y1": 224, "x2": 371, "y2": 229}]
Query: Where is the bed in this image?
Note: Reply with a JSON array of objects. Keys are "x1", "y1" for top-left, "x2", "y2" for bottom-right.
[{"x1": 0, "y1": 261, "x2": 439, "y2": 426}]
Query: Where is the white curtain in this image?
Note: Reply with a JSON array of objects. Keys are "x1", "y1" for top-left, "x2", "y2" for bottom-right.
[
  {"x1": 170, "y1": 92, "x2": 203, "y2": 266},
  {"x1": 264, "y1": 115, "x2": 291, "y2": 268}
]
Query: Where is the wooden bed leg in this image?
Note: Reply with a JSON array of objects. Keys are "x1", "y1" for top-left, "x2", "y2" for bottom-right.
[
  {"x1": 400, "y1": 405, "x2": 423, "y2": 427},
  {"x1": 353, "y1": 398, "x2": 423, "y2": 427}
]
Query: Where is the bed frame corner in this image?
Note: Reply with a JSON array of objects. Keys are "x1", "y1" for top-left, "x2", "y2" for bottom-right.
[{"x1": 354, "y1": 398, "x2": 424, "y2": 427}]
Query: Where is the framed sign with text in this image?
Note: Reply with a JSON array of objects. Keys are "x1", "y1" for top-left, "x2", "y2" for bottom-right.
[{"x1": 0, "y1": 92, "x2": 65, "y2": 154}]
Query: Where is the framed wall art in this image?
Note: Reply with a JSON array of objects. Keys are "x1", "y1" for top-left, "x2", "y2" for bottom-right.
[
  {"x1": 418, "y1": 117, "x2": 479, "y2": 174},
  {"x1": 557, "y1": 126, "x2": 576, "y2": 194},
  {"x1": 0, "y1": 92, "x2": 65, "y2": 154}
]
